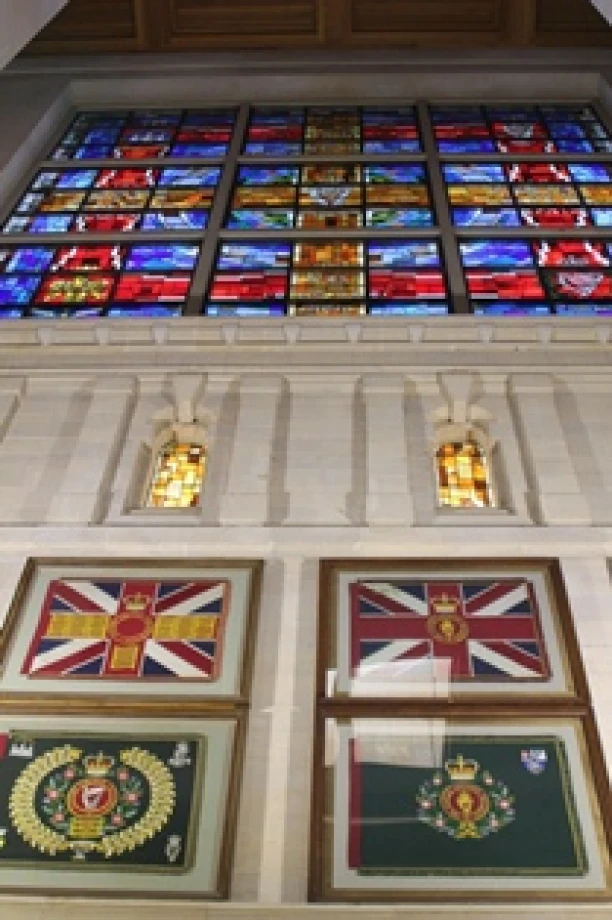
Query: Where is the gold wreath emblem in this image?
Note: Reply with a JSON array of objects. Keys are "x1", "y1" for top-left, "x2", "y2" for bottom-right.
[{"x1": 8, "y1": 745, "x2": 175, "y2": 859}]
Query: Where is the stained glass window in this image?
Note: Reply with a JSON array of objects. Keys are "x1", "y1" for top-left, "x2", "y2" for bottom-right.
[
  {"x1": 1, "y1": 101, "x2": 611, "y2": 318},
  {"x1": 206, "y1": 240, "x2": 449, "y2": 316},
  {"x1": 436, "y1": 440, "x2": 493, "y2": 508},
  {"x1": 146, "y1": 441, "x2": 206, "y2": 509}
]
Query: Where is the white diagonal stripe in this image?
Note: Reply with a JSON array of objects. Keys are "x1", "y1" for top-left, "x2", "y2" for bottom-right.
[
  {"x1": 159, "y1": 582, "x2": 225, "y2": 615},
  {"x1": 469, "y1": 640, "x2": 540, "y2": 677},
  {"x1": 468, "y1": 583, "x2": 529, "y2": 617},
  {"x1": 144, "y1": 640, "x2": 210, "y2": 678},
  {"x1": 361, "y1": 582, "x2": 428, "y2": 616},
  {"x1": 30, "y1": 638, "x2": 102, "y2": 672},
  {"x1": 62, "y1": 580, "x2": 118, "y2": 613},
  {"x1": 360, "y1": 639, "x2": 427, "y2": 666}
]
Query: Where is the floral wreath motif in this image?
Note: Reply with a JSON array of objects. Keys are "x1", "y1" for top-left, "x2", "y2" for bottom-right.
[
  {"x1": 417, "y1": 754, "x2": 515, "y2": 840},
  {"x1": 8, "y1": 745, "x2": 176, "y2": 860}
]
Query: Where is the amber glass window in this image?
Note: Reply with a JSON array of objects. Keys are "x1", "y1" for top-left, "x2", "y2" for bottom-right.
[
  {"x1": 436, "y1": 439, "x2": 492, "y2": 508},
  {"x1": 146, "y1": 441, "x2": 206, "y2": 508}
]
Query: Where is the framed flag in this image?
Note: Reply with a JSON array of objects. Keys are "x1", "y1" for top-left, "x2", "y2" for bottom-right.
[
  {"x1": 0, "y1": 559, "x2": 261, "y2": 704},
  {"x1": 319, "y1": 560, "x2": 583, "y2": 701},
  {"x1": 0, "y1": 713, "x2": 242, "y2": 898},
  {"x1": 312, "y1": 713, "x2": 612, "y2": 902}
]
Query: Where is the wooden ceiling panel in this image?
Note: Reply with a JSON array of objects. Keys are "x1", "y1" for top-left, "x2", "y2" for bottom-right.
[
  {"x1": 22, "y1": 0, "x2": 612, "y2": 56},
  {"x1": 160, "y1": 0, "x2": 324, "y2": 49},
  {"x1": 536, "y1": 0, "x2": 612, "y2": 46},
  {"x1": 28, "y1": 0, "x2": 148, "y2": 53}
]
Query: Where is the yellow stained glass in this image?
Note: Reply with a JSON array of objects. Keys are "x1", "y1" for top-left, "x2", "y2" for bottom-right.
[
  {"x1": 146, "y1": 441, "x2": 206, "y2": 509},
  {"x1": 436, "y1": 440, "x2": 492, "y2": 509}
]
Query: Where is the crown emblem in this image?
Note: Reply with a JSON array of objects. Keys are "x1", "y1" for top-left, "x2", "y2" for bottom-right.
[
  {"x1": 431, "y1": 593, "x2": 460, "y2": 616},
  {"x1": 123, "y1": 593, "x2": 150, "y2": 613},
  {"x1": 445, "y1": 754, "x2": 479, "y2": 782},
  {"x1": 83, "y1": 752, "x2": 115, "y2": 777}
]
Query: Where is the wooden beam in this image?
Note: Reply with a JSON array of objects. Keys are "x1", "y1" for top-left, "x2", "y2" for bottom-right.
[{"x1": 505, "y1": 0, "x2": 537, "y2": 46}]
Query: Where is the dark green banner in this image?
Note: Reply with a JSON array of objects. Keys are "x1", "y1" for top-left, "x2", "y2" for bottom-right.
[
  {"x1": 0, "y1": 732, "x2": 201, "y2": 870},
  {"x1": 349, "y1": 735, "x2": 586, "y2": 876}
]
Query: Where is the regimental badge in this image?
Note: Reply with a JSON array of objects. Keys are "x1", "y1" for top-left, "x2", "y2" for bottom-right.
[
  {"x1": 0, "y1": 734, "x2": 200, "y2": 867},
  {"x1": 417, "y1": 754, "x2": 515, "y2": 840},
  {"x1": 521, "y1": 749, "x2": 548, "y2": 775}
]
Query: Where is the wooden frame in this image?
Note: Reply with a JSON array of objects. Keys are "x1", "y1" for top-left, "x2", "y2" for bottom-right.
[
  {"x1": 0, "y1": 711, "x2": 247, "y2": 899},
  {"x1": 310, "y1": 558, "x2": 611, "y2": 903},
  {"x1": 317, "y1": 558, "x2": 589, "y2": 704},
  {"x1": 310, "y1": 710, "x2": 612, "y2": 902},
  {"x1": 0, "y1": 558, "x2": 262, "y2": 712}
]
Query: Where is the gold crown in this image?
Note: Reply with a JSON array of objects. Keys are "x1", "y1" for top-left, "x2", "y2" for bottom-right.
[
  {"x1": 445, "y1": 754, "x2": 478, "y2": 782},
  {"x1": 83, "y1": 752, "x2": 115, "y2": 777},
  {"x1": 123, "y1": 593, "x2": 149, "y2": 613},
  {"x1": 431, "y1": 593, "x2": 459, "y2": 615}
]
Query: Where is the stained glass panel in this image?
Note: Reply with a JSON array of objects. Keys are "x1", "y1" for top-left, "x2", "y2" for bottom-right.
[
  {"x1": 146, "y1": 442, "x2": 206, "y2": 508},
  {"x1": 206, "y1": 239, "x2": 449, "y2": 316},
  {"x1": 0, "y1": 243, "x2": 199, "y2": 316},
  {"x1": 436, "y1": 440, "x2": 492, "y2": 508}
]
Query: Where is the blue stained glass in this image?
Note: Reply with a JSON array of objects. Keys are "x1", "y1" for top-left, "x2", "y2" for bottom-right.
[
  {"x1": 73, "y1": 114, "x2": 126, "y2": 127},
  {"x1": 363, "y1": 140, "x2": 421, "y2": 153},
  {"x1": 170, "y1": 143, "x2": 227, "y2": 157},
  {"x1": 568, "y1": 163, "x2": 611, "y2": 182},
  {"x1": 237, "y1": 167, "x2": 299, "y2": 185},
  {"x1": 3, "y1": 217, "x2": 30, "y2": 233},
  {"x1": 0, "y1": 275, "x2": 40, "y2": 305},
  {"x1": 438, "y1": 140, "x2": 496, "y2": 153},
  {"x1": 595, "y1": 140, "x2": 612, "y2": 152},
  {"x1": 442, "y1": 164, "x2": 505, "y2": 183},
  {"x1": 83, "y1": 129, "x2": 120, "y2": 144},
  {"x1": 556, "y1": 140, "x2": 594, "y2": 153},
  {"x1": 555, "y1": 303, "x2": 612, "y2": 316},
  {"x1": 0, "y1": 307, "x2": 24, "y2": 319},
  {"x1": 31, "y1": 172, "x2": 61, "y2": 190},
  {"x1": 159, "y1": 167, "x2": 220, "y2": 187},
  {"x1": 472, "y1": 302, "x2": 551, "y2": 316},
  {"x1": 452, "y1": 208, "x2": 521, "y2": 228},
  {"x1": 17, "y1": 194, "x2": 44, "y2": 214},
  {"x1": 130, "y1": 112, "x2": 181, "y2": 127},
  {"x1": 206, "y1": 303, "x2": 287, "y2": 317},
  {"x1": 587, "y1": 123, "x2": 609, "y2": 139},
  {"x1": 244, "y1": 143, "x2": 302, "y2": 156},
  {"x1": 364, "y1": 164, "x2": 426, "y2": 183},
  {"x1": 6, "y1": 248, "x2": 54, "y2": 272},
  {"x1": 30, "y1": 215, "x2": 74, "y2": 233},
  {"x1": 226, "y1": 209, "x2": 294, "y2": 230},
  {"x1": 30, "y1": 306, "x2": 106, "y2": 319},
  {"x1": 487, "y1": 107, "x2": 537, "y2": 119},
  {"x1": 547, "y1": 123, "x2": 586, "y2": 139},
  {"x1": 217, "y1": 242, "x2": 291, "y2": 270},
  {"x1": 459, "y1": 240, "x2": 534, "y2": 268},
  {"x1": 56, "y1": 170, "x2": 98, "y2": 189},
  {"x1": 74, "y1": 146, "x2": 112, "y2": 159},
  {"x1": 250, "y1": 110, "x2": 303, "y2": 124},
  {"x1": 368, "y1": 241, "x2": 440, "y2": 268},
  {"x1": 107, "y1": 305, "x2": 183, "y2": 317},
  {"x1": 592, "y1": 209, "x2": 612, "y2": 227},
  {"x1": 122, "y1": 130, "x2": 173, "y2": 144},
  {"x1": 366, "y1": 209, "x2": 433, "y2": 228},
  {"x1": 369, "y1": 303, "x2": 449, "y2": 316},
  {"x1": 126, "y1": 244, "x2": 199, "y2": 272},
  {"x1": 141, "y1": 211, "x2": 209, "y2": 231}
]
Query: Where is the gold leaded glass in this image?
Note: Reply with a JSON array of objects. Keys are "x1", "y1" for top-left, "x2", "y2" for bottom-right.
[
  {"x1": 146, "y1": 442, "x2": 206, "y2": 508},
  {"x1": 436, "y1": 440, "x2": 492, "y2": 508}
]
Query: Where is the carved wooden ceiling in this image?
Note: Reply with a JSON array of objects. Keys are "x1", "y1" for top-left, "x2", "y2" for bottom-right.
[{"x1": 23, "y1": 0, "x2": 612, "y2": 56}]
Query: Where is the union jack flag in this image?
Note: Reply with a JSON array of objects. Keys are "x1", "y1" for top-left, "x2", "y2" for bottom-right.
[
  {"x1": 21, "y1": 578, "x2": 229, "y2": 681},
  {"x1": 350, "y1": 578, "x2": 550, "y2": 681}
]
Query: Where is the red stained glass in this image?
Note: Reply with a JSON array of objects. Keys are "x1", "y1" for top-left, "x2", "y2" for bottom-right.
[
  {"x1": 369, "y1": 271, "x2": 446, "y2": 299},
  {"x1": 522, "y1": 208, "x2": 590, "y2": 228},
  {"x1": 75, "y1": 214, "x2": 140, "y2": 232},
  {"x1": 95, "y1": 169, "x2": 158, "y2": 189},
  {"x1": 176, "y1": 128, "x2": 231, "y2": 142},
  {"x1": 209, "y1": 272, "x2": 287, "y2": 301},
  {"x1": 547, "y1": 271, "x2": 612, "y2": 299},
  {"x1": 497, "y1": 140, "x2": 556, "y2": 154},
  {"x1": 36, "y1": 274, "x2": 115, "y2": 304},
  {"x1": 534, "y1": 240, "x2": 609, "y2": 268},
  {"x1": 249, "y1": 126, "x2": 303, "y2": 142},
  {"x1": 466, "y1": 271, "x2": 545, "y2": 299},
  {"x1": 362, "y1": 125, "x2": 418, "y2": 140},
  {"x1": 506, "y1": 163, "x2": 571, "y2": 183},
  {"x1": 114, "y1": 274, "x2": 191, "y2": 302},
  {"x1": 115, "y1": 146, "x2": 168, "y2": 160},
  {"x1": 435, "y1": 126, "x2": 490, "y2": 139},
  {"x1": 50, "y1": 246, "x2": 124, "y2": 272}
]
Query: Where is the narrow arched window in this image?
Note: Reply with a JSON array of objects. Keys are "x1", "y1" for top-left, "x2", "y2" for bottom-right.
[
  {"x1": 145, "y1": 440, "x2": 206, "y2": 508},
  {"x1": 436, "y1": 439, "x2": 492, "y2": 509}
]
